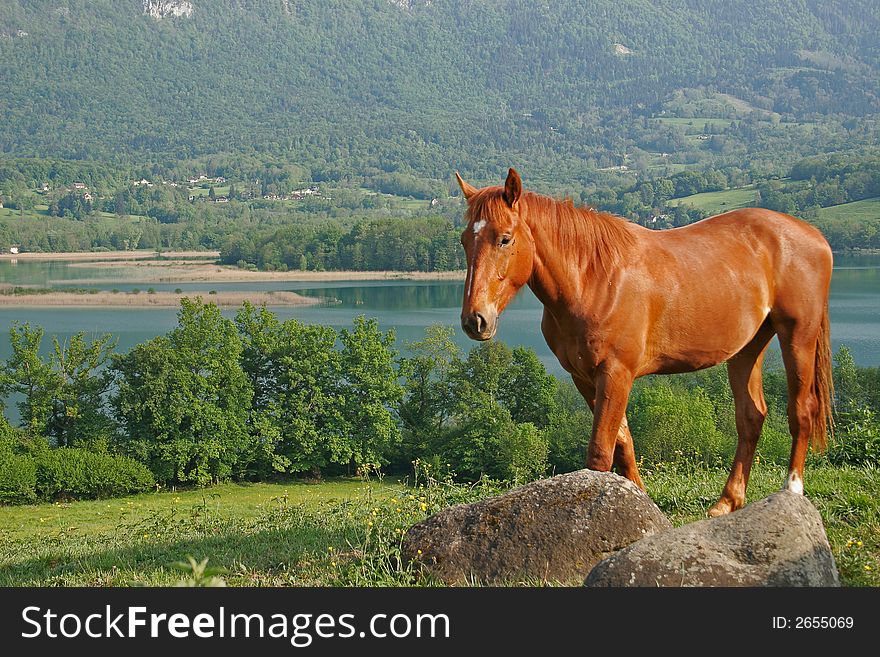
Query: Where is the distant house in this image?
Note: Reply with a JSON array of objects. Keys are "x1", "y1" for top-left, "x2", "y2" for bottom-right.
[
  {"x1": 83, "y1": 192, "x2": 94, "y2": 202},
  {"x1": 73, "y1": 182, "x2": 87, "y2": 190},
  {"x1": 9, "y1": 246, "x2": 19, "y2": 254}
]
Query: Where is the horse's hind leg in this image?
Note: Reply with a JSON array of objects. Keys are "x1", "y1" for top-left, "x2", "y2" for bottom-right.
[
  {"x1": 775, "y1": 317, "x2": 822, "y2": 496},
  {"x1": 708, "y1": 321, "x2": 775, "y2": 517}
]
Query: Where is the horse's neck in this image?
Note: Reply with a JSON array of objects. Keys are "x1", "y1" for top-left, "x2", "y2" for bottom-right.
[{"x1": 525, "y1": 205, "x2": 626, "y2": 322}]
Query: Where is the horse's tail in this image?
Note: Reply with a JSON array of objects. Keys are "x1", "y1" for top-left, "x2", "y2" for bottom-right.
[{"x1": 811, "y1": 304, "x2": 835, "y2": 451}]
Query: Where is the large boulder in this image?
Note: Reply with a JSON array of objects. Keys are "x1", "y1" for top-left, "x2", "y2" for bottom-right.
[
  {"x1": 403, "y1": 470, "x2": 672, "y2": 585},
  {"x1": 585, "y1": 490, "x2": 839, "y2": 587}
]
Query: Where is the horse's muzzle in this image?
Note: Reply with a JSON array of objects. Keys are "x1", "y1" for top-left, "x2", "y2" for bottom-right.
[{"x1": 461, "y1": 310, "x2": 497, "y2": 341}]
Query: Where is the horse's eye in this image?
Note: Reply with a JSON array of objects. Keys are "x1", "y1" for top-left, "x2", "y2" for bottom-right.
[{"x1": 499, "y1": 235, "x2": 513, "y2": 248}]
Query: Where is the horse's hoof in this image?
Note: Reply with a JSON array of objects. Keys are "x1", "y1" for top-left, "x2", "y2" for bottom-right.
[{"x1": 707, "y1": 500, "x2": 733, "y2": 517}]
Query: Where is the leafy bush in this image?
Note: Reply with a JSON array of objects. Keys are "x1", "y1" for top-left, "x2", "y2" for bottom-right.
[
  {"x1": 33, "y1": 448, "x2": 154, "y2": 501},
  {"x1": 828, "y1": 406, "x2": 880, "y2": 467},
  {"x1": 0, "y1": 422, "x2": 36, "y2": 504},
  {"x1": 545, "y1": 382, "x2": 592, "y2": 473},
  {"x1": 0, "y1": 452, "x2": 37, "y2": 505},
  {"x1": 498, "y1": 422, "x2": 549, "y2": 483},
  {"x1": 434, "y1": 396, "x2": 522, "y2": 481},
  {"x1": 629, "y1": 383, "x2": 730, "y2": 466}
]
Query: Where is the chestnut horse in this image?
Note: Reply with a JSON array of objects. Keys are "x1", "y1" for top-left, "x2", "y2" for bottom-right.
[{"x1": 456, "y1": 168, "x2": 833, "y2": 516}]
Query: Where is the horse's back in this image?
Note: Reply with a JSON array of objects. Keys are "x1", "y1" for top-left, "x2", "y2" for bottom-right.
[
  {"x1": 646, "y1": 207, "x2": 832, "y2": 287},
  {"x1": 630, "y1": 207, "x2": 831, "y2": 373}
]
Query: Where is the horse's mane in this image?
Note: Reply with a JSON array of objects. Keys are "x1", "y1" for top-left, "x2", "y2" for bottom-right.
[
  {"x1": 521, "y1": 191, "x2": 636, "y2": 275},
  {"x1": 468, "y1": 188, "x2": 636, "y2": 275}
]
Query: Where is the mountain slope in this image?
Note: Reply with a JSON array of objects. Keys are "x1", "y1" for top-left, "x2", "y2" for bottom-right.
[{"x1": 1, "y1": 0, "x2": 878, "y2": 180}]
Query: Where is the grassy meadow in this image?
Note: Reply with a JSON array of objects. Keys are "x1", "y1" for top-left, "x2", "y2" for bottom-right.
[
  {"x1": 666, "y1": 185, "x2": 759, "y2": 215},
  {"x1": 817, "y1": 197, "x2": 880, "y2": 223},
  {"x1": 1, "y1": 462, "x2": 877, "y2": 587},
  {"x1": 666, "y1": 189, "x2": 880, "y2": 227}
]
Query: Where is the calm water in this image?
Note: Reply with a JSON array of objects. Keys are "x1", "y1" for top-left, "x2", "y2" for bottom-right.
[{"x1": 0, "y1": 254, "x2": 878, "y2": 374}]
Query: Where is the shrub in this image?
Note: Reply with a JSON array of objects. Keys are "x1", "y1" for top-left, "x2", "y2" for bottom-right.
[
  {"x1": 545, "y1": 381, "x2": 592, "y2": 473},
  {"x1": 629, "y1": 383, "x2": 730, "y2": 466},
  {"x1": 0, "y1": 445, "x2": 37, "y2": 504},
  {"x1": 828, "y1": 406, "x2": 880, "y2": 467},
  {"x1": 0, "y1": 424, "x2": 37, "y2": 504},
  {"x1": 32, "y1": 448, "x2": 155, "y2": 501},
  {"x1": 498, "y1": 422, "x2": 548, "y2": 483}
]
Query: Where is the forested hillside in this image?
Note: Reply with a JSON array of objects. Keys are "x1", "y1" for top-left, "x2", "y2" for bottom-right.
[{"x1": 1, "y1": 0, "x2": 878, "y2": 184}]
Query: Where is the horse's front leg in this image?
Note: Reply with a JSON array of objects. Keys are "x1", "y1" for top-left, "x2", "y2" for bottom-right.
[
  {"x1": 573, "y1": 373, "x2": 643, "y2": 489},
  {"x1": 587, "y1": 362, "x2": 635, "y2": 475},
  {"x1": 613, "y1": 416, "x2": 644, "y2": 490}
]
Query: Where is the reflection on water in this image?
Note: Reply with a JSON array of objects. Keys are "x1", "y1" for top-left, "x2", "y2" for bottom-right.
[
  {"x1": 0, "y1": 257, "x2": 878, "y2": 373},
  {"x1": 297, "y1": 283, "x2": 464, "y2": 310}
]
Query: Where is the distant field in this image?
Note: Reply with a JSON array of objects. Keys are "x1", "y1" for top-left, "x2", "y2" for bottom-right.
[
  {"x1": 0, "y1": 207, "x2": 153, "y2": 226},
  {"x1": 0, "y1": 207, "x2": 49, "y2": 221},
  {"x1": 667, "y1": 185, "x2": 758, "y2": 215},
  {"x1": 651, "y1": 117, "x2": 735, "y2": 130},
  {"x1": 188, "y1": 185, "x2": 231, "y2": 197},
  {"x1": 818, "y1": 197, "x2": 880, "y2": 223}
]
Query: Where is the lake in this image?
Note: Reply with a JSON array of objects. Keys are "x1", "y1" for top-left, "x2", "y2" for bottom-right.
[{"x1": 0, "y1": 254, "x2": 878, "y2": 375}]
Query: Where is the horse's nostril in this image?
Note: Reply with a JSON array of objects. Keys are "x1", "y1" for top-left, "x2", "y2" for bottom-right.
[
  {"x1": 462, "y1": 312, "x2": 490, "y2": 336},
  {"x1": 474, "y1": 312, "x2": 487, "y2": 334}
]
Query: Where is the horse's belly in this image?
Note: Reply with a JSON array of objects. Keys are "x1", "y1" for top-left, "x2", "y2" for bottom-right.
[{"x1": 644, "y1": 291, "x2": 770, "y2": 375}]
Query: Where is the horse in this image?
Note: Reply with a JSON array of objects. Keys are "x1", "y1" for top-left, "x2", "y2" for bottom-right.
[{"x1": 456, "y1": 168, "x2": 833, "y2": 516}]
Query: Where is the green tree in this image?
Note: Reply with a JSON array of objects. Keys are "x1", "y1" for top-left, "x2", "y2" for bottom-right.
[
  {"x1": 629, "y1": 383, "x2": 728, "y2": 466},
  {"x1": 499, "y1": 347, "x2": 558, "y2": 427},
  {"x1": 397, "y1": 325, "x2": 461, "y2": 467},
  {"x1": 1, "y1": 323, "x2": 115, "y2": 447},
  {"x1": 545, "y1": 380, "x2": 592, "y2": 473},
  {"x1": 2, "y1": 323, "x2": 54, "y2": 436},
  {"x1": 338, "y1": 316, "x2": 403, "y2": 470},
  {"x1": 269, "y1": 319, "x2": 343, "y2": 477},
  {"x1": 111, "y1": 298, "x2": 252, "y2": 485}
]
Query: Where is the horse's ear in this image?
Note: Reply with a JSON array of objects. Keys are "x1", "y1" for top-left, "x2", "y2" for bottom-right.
[
  {"x1": 504, "y1": 168, "x2": 522, "y2": 207},
  {"x1": 455, "y1": 172, "x2": 478, "y2": 200}
]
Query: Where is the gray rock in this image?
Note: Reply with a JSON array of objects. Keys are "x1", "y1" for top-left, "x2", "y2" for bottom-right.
[
  {"x1": 585, "y1": 490, "x2": 839, "y2": 587},
  {"x1": 403, "y1": 469, "x2": 672, "y2": 585}
]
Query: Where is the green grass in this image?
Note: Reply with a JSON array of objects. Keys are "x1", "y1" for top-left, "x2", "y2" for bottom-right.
[
  {"x1": 0, "y1": 464, "x2": 876, "y2": 587},
  {"x1": 188, "y1": 185, "x2": 231, "y2": 197},
  {"x1": 651, "y1": 117, "x2": 735, "y2": 130},
  {"x1": 0, "y1": 207, "x2": 50, "y2": 221},
  {"x1": 667, "y1": 185, "x2": 758, "y2": 215},
  {"x1": 817, "y1": 197, "x2": 880, "y2": 223}
]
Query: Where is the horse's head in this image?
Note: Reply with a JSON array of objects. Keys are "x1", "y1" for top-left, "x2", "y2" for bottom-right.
[{"x1": 457, "y1": 168, "x2": 535, "y2": 341}]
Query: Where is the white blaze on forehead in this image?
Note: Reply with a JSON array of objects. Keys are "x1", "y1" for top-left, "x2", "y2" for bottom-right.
[
  {"x1": 472, "y1": 219, "x2": 487, "y2": 235},
  {"x1": 784, "y1": 471, "x2": 804, "y2": 495}
]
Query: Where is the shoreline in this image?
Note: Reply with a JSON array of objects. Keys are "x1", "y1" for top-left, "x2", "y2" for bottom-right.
[
  {"x1": 0, "y1": 289, "x2": 327, "y2": 308},
  {"x1": 0, "y1": 250, "x2": 219, "y2": 262},
  {"x1": 59, "y1": 263, "x2": 467, "y2": 284},
  {"x1": 1, "y1": 250, "x2": 466, "y2": 283}
]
